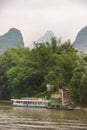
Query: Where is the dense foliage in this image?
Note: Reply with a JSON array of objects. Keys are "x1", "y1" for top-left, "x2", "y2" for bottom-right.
[{"x1": 0, "y1": 38, "x2": 87, "y2": 106}]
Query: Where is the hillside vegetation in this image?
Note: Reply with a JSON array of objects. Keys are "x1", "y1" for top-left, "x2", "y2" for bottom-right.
[{"x1": 0, "y1": 38, "x2": 87, "y2": 106}]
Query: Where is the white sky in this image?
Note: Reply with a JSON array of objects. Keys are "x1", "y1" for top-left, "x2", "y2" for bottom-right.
[{"x1": 0, "y1": 0, "x2": 87, "y2": 46}]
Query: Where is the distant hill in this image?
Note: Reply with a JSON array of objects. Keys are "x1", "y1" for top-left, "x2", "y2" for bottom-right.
[
  {"x1": 37, "y1": 30, "x2": 58, "y2": 43},
  {"x1": 0, "y1": 28, "x2": 24, "y2": 53},
  {"x1": 73, "y1": 26, "x2": 87, "y2": 52}
]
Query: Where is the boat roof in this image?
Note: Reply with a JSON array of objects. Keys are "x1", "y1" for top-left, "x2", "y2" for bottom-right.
[{"x1": 11, "y1": 98, "x2": 51, "y2": 103}]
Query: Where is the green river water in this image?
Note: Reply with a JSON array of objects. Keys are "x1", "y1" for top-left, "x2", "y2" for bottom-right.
[{"x1": 0, "y1": 104, "x2": 87, "y2": 130}]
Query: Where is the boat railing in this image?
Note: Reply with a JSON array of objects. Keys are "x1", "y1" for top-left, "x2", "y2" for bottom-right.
[{"x1": 21, "y1": 97, "x2": 47, "y2": 101}]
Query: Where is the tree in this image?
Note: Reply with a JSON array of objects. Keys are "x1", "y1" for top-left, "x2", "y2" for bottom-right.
[
  {"x1": 70, "y1": 63, "x2": 87, "y2": 106},
  {"x1": 6, "y1": 66, "x2": 44, "y2": 98}
]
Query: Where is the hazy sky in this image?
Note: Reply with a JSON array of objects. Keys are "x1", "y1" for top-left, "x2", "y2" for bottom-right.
[{"x1": 0, "y1": 0, "x2": 87, "y2": 46}]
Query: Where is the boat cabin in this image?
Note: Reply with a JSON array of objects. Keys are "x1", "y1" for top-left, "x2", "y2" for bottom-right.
[{"x1": 11, "y1": 98, "x2": 51, "y2": 108}]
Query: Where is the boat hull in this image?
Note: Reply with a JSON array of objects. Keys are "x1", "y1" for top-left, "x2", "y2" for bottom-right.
[
  {"x1": 12, "y1": 105, "x2": 46, "y2": 108},
  {"x1": 46, "y1": 105, "x2": 73, "y2": 110}
]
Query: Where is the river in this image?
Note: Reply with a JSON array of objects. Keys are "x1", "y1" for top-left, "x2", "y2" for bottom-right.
[{"x1": 0, "y1": 104, "x2": 87, "y2": 130}]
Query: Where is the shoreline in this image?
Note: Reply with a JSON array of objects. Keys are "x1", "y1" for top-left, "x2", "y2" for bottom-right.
[
  {"x1": 0, "y1": 100, "x2": 87, "y2": 111},
  {"x1": 0, "y1": 100, "x2": 11, "y2": 104},
  {"x1": 74, "y1": 107, "x2": 87, "y2": 112}
]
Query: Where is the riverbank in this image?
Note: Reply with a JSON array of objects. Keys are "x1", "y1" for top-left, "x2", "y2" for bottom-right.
[{"x1": 0, "y1": 100, "x2": 11, "y2": 105}]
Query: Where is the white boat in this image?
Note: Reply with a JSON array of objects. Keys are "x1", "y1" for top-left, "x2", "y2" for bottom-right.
[{"x1": 11, "y1": 98, "x2": 51, "y2": 108}]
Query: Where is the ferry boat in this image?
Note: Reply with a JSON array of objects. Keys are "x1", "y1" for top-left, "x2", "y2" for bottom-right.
[{"x1": 11, "y1": 98, "x2": 51, "y2": 108}]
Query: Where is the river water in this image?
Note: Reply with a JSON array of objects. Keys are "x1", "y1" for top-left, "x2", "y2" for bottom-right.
[{"x1": 0, "y1": 104, "x2": 87, "y2": 130}]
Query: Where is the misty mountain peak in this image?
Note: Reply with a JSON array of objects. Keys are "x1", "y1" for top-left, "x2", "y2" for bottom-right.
[
  {"x1": 73, "y1": 26, "x2": 87, "y2": 52},
  {"x1": 6, "y1": 28, "x2": 23, "y2": 41},
  {"x1": 9, "y1": 28, "x2": 19, "y2": 32},
  {"x1": 0, "y1": 28, "x2": 24, "y2": 53},
  {"x1": 37, "y1": 30, "x2": 56, "y2": 43},
  {"x1": 44, "y1": 30, "x2": 55, "y2": 37}
]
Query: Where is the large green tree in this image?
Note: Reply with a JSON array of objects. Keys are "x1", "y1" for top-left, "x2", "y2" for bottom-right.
[
  {"x1": 6, "y1": 66, "x2": 44, "y2": 98},
  {"x1": 70, "y1": 62, "x2": 87, "y2": 106}
]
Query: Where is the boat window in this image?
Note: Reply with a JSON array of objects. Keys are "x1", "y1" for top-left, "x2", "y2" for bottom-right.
[
  {"x1": 23, "y1": 101, "x2": 27, "y2": 104},
  {"x1": 16, "y1": 101, "x2": 21, "y2": 103}
]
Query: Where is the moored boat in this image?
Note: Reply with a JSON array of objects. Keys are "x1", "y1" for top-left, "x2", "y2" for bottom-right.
[
  {"x1": 46, "y1": 104, "x2": 73, "y2": 110},
  {"x1": 11, "y1": 98, "x2": 51, "y2": 108}
]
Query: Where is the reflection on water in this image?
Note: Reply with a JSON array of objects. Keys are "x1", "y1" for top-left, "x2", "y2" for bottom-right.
[{"x1": 0, "y1": 104, "x2": 87, "y2": 130}]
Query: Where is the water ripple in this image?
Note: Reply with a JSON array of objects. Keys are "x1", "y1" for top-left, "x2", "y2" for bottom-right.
[{"x1": 0, "y1": 106, "x2": 87, "y2": 130}]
